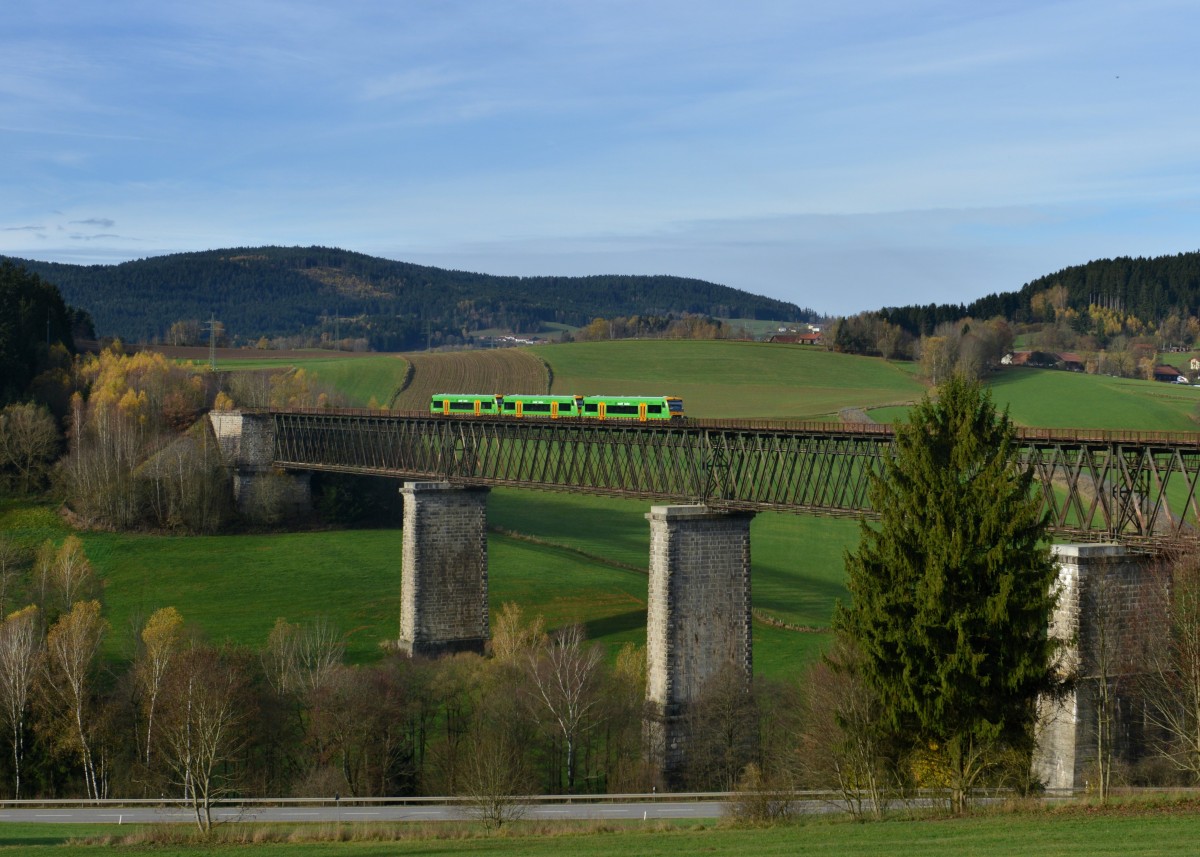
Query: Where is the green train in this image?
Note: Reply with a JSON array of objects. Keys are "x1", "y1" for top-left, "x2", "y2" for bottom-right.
[{"x1": 431, "y1": 393, "x2": 685, "y2": 421}]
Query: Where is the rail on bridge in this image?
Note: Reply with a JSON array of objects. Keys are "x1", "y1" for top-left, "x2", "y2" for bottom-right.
[{"x1": 264, "y1": 408, "x2": 1200, "y2": 548}]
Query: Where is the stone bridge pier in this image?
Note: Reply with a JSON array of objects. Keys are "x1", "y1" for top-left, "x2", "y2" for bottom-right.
[
  {"x1": 644, "y1": 505, "x2": 755, "y2": 788},
  {"x1": 1034, "y1": 543, "x2": 1151, "y2": 791},
  {"x1": 398, "y1": 481, "x2": 490, "y2": 657},
  {"x1": 208, "y1": 410, "x2": 310, "y2": 517}
]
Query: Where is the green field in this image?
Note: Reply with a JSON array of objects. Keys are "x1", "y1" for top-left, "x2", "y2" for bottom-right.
[
  {"x1": 13, "y1": 802, "x2": 1200, "y2": 855},
  {"x1": 207, "y1": 354, "x2": 410, "y2": 408},
  {"x1": 866, "y1": 365, "x2": 1200, "y2": 430},
  {"x1": 536, "y1": 340, "x2": 925, "y2": 420}
]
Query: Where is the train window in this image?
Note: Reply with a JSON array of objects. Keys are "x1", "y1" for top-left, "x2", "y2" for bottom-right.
[
  {"x1": 607, "y1": 405, "x2": 639, "y2": 415},
  {"x1": 584, "y1": 404, "x2": 598, "y2": 413},
  {"x1": 526, "y1": 402, "x2": 551, "y2": 413},
  {"x1": 450, "y1": 402, "x2": 475, "y2": 411},
  {"x1": 668, "y1": 399, "x2": 684, "y2": 412},
  {"x1": 648, "y1": 405, "x2": 662, "y2": 414},
  {"x1": 503, "y1": 402, "x2": 516, "y2": 411},
  {"x1": 432, "y1": 400, "x2": 443, "y2": 408}
]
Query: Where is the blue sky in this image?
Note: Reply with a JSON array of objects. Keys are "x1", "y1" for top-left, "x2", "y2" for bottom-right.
[{"x1": 3, "y1": 1, "x2": 1199, "y2": 315}]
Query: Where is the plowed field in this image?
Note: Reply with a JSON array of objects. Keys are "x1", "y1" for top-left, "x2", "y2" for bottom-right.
[{"x1": 391, "y1": 348, "x2": 549, "y2": 409}]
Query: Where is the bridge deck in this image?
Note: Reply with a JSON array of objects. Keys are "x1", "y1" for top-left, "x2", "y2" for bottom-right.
[{"x1": 267, "y1": 409, "x2": 1200, "y2": 548}]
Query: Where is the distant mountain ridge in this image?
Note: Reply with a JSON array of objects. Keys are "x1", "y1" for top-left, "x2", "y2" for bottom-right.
[{"x1": 3, "y1": 246, "x2": 815, "y2": 349}]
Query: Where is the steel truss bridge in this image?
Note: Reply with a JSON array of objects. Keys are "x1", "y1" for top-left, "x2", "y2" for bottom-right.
[{"x1": 269, "y1": 409, "x2": 1200, "y2": 548}]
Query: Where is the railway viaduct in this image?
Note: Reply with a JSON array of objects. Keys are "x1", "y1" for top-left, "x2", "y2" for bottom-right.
[{"x1": 210, "y1": 408, "x2": 1200, "y2": 788}]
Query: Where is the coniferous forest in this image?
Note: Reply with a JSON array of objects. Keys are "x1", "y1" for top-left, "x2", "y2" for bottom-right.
[{"x1": 3, "y1": 247, "x2": 816, "y2": 349}]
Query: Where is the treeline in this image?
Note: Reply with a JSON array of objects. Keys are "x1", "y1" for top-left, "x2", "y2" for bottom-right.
[
  {"x1": 828, "y1": 313, "x2": 1014, "y2": 382},
  {"x1": 876, "y1": 251, "x2": 1200, "y2": 341},
  {"x1": 569, "y1": 313, "x2": 750, "y2": 342},
  {"x1": 0, "y1": 262, "x2": 90, "y2": 408},
  {"x1": 4, "y1": 247, "x2": 816, "y2": 349}
]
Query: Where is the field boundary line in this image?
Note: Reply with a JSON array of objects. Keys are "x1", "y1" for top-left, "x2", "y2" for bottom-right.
[{"x1": 489, "y1": 526, "x2": 647, "y2": 575}]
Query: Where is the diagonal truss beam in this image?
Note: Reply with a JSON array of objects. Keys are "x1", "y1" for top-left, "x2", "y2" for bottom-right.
[{"x1": 268, "y1": 410, "x2": 1200, "y2": 548}]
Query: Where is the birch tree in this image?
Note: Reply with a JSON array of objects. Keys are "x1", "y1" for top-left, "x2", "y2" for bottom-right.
[
  {"x1": 134, "y1": 607, "x2": 184, "y2": 769},
  {"x1": 44, "y1": 600, "x2": 107, "y2": 800},
  {"x1": 524, "y1": 624, "x2": 603, "y2": 794},
  {"x1": 0, "y1": 606, "x2": 41, "y2": 798},
  {"x1": 156, "y1": 645, "x2": 250, "y2": 833}
]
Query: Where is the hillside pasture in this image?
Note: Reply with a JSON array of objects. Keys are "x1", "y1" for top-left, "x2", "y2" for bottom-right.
[
  {"x1": 216, "y1": 355, "x2": 411, "y2": 409},
  {"x1": 390, "y1": 349, "x2": 550, "y2": 410},
  {"x1": 868, "y1": 367, "x2": 1200, "y2": 431},
  {"x1": 987, "y1": 367, "x2": 1200, "y2": 431},
  {"x1": 161, "y1": 348, "x2": 411, "y2": 409},
  {"x1": 536, "y1": 339, "x2": 926, "y2": 419}
]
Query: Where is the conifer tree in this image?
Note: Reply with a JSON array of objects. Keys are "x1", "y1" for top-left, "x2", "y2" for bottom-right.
[{"x1": 835, "y1": 375, "x2": 1060, "y2": 812}]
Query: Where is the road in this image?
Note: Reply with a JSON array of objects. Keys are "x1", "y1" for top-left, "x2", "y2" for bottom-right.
[{"x1": 0, "y1": 799, "x2": 743, "y2": 825}]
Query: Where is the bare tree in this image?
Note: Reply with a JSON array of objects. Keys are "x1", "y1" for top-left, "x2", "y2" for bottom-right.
[
  {"x1": 49, "y1": 537, "x2": 96, "y2": 612},
  {"x1": 44, "y1": 600, "x2": 107, "y2": 800},
  {"x1": 1138, "y1": 552, "x2": 1200, "y2": 781},
  {"x1": 303, "y1": 663, "x2": 417, "y2": 797},
  {"x1": 156, "y1": 645, "x2": 250, "y2": 833},
  {"x1": 489, "y1": 602, "x2": 546, "y2": 664},
  {"x1": 798, "y1": 638, "x2": 897, "y2": 819},
  {"x1": 0, "y1": 403, "x2": 60, "y2": 495},
  {"x1": 458, "y1": 675, "x2": 535, "y2": 831},
  {"x1": 683, "y1": 663, "x2": 758, "y2": 792},
  {"x1": 262, "y1": 618, "x2": 344, "y2": 698},
  {"x1": 0, "y1": 606, "x2": 41, "y2": 798},
  {"x1": 524, "y1": 624, "x2": 603, "y2": 794}
]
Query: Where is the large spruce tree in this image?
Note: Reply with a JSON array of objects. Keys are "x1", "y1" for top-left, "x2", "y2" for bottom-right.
[{"x1": 835, "y1": 375, "x2": 1060, "y2": 810}]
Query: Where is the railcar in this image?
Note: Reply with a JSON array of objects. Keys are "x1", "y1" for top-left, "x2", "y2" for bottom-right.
[
  {"x1": 430, "y1": 393, "x2": 502, "y2": 416},
  {"x1": 580, "y1": 395, "x2": 684, "y2": 421},
  {"x1": 500, "y1": 394, "x2": 583, "y2": 418},
  {"x1": 430, "y1": 393, "x2": 684, "y2": 421}
]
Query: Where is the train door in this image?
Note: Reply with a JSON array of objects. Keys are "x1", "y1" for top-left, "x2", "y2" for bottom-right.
[
  {"x1": 639, "y1": 402, "x2": 647, "y2": 422},
  {"x1": 598, "y1": 401, "x2": 607, "y2": 420},
  {"x1": 443, "y1": 400, "x2": 450, "y2": 415},
  {"x1": 474, "y1": 399, "x2": 481, "y2": 416},
  {"x1": 551, "y1": 401, "x2": 559, "y2": 419},
  {"x1": 515, "y1": 400, "x2": 524, "y2": 417}
]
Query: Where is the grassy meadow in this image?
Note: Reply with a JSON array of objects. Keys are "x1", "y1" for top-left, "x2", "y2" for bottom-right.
[
  {"x1": 868, "y1": 364, "x2": 1200, "y2": 430},
  {"x1": 536, "y1": 339, "x2": 925, "y2": 420},
  {"x1": 210, "y1": 353, "x2": 411, "y2": 408}
]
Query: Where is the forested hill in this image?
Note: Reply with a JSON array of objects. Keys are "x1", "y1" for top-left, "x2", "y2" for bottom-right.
[
  {"x1": 3, "y1": 246, "x2": 814, "y2": 349},
  {"x1": 879, "y1": 251, "x2": 1200, "y2": 335}
]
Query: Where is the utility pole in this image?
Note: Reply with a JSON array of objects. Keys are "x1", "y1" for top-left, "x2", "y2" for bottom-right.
[{"x1": 206, "y1": 313, "x2": 222, "y2": 372}]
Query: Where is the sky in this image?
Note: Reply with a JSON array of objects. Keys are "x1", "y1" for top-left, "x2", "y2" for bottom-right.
[{"x1": 3, "y1": 1, "x2": 1200, "y2": 316}]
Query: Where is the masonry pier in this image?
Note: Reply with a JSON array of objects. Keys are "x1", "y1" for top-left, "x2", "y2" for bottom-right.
[
  {"x1": 644, "y1": 505, "x2": 755, "y2": 787},
  {"x1": 208, "y1": 410, "x2": 310, "y2": 518},
  {"x1": 1034, "y1": 543, "x2": 1149, "y2": 791},
  {"x1": 398, "y1": 481, "x2": 491, "y2": 657}
]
